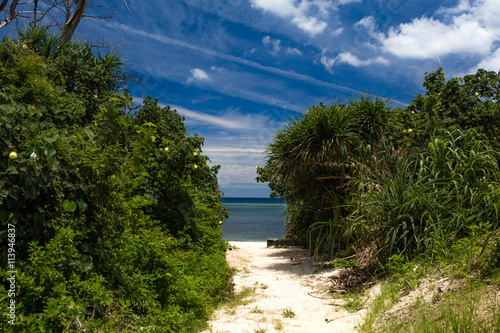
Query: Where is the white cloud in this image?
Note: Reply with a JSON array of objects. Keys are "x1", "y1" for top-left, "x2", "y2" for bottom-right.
[
  {"x1": 131, "y1": 96, "x2": 270, "y2": 130},
  {"x1": 436, "y1": 0, "x2": 472, "y2": 15},
  {"x1": 337, "y1": 0, "x2": 362, "y2": 4},
  {"x1": 250, "y1": 0, "x2": 333, "y2": 35},
  {"x1": 330, "y1": 27, "x2": 344, "y2": 36},
  {"x1": 336, "y1": 52, "x2": 389, "y2": 67},
  {"x1": 378, "y1": 15, "x2": 495, "y2": 59},
  {"x1": 469, "y1": 0, "x2": 500, "y2": 37},
  {"x1": 321, "y1": 51, "x2": 388, "y2": 71},
  {"x1": 356, "y1": 15, "x2": 377, "y2": 34},
  {"x1": 263, "y1": 35, "x2": 281, "y2": 55},
  {"x1": 203, "y1": 147, "x2": 265, "y2": 154},
  {"x1": 286, "y1": 47, "x2": 303, "y2": 56},
  {"x1": 209, "y1": 65, "x2": 224, "y2": 72},
  {"x1": 320, "y1": 52, "x2": 336, "y2": 71},
  {"x1": 263, "y1": 36, "x2": 303, "y2": 57},
  {"x1": 470, "y1": 47, "x2": 500, "y2": 72},
  {"x1": 172, "y1": 105, "x2": 271, "y2": 131},
  {"x1": 187, "y1": 68, "x2": 211, "y2": 83},
  {"x1": 292, "y1": 16, "x2": 328, "y2": 35},
  {"x1": 105, "y1": 22, "x2": 359, "y2": 96},
  {"x1": 202, "y1": 144, "x2": 268, "y2": 185},
  {"x1": 376, "y1": 0, "x2": 500, "y2": 60}
]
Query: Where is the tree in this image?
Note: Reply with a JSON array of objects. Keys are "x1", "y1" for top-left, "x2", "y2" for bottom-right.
[
  {"x1": 257, "y1": 95, "x2": 392, "y2": 251},
  {"x1": 394, "y1": 67, "x2": 500, "y2": 150},
  {"x1": 59, "y1": 0, "x2": 88, "y2": 43},
  {"x1": 0, "y1": 28, "x2": 230, "y2": 331},
  {"x1": 0, "y1": 0, "x2": 127, "y2": 42}
]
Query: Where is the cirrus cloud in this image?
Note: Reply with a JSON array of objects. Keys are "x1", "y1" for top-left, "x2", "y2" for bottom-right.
[{"x1": 250, "y1": 0, "x2": 334, "y2": 35}]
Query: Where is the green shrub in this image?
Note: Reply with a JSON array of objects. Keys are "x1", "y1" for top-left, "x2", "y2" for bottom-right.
[{"x1": 0, "y1": 27, "x2": 230, "y2": 332}]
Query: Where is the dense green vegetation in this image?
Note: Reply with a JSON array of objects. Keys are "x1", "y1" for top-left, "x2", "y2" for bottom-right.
[
  {"x1": 0, "y1": 27, "x2": 231, "y2": 332},
  {"x1": 258, "y1": 68, "x2": 500, "y2": 267},
  {"x1": 258, "y1": 68, "x2": 500, "y2": 331}
]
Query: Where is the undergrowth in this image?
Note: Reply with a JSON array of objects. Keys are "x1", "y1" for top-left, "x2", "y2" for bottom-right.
[{"x1": 359, "y1": 235, "x2": 500, "y2": 333}]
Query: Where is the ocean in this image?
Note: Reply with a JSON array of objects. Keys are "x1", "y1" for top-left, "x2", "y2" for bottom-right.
[{"x1": 220, "y1": 197, "x2": 287, "y2": 242}]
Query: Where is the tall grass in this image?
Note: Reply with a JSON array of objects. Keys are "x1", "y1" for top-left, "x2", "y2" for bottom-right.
[{"x1": 348, "y1": 129, "x2": 500, "y2": 260}]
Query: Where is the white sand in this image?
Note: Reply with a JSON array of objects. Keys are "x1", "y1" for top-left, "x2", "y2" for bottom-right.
[
  {"x1": 204, "y1": 245, "x2": 364, "y2": 333},
  {"x1": 227, "y1": 241, "x2": 268, "y2": 248}
]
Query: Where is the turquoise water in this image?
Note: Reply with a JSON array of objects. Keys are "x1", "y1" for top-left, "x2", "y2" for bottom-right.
[{"x1": 220, "y1": 197, "x2": 287, "y2": 242}]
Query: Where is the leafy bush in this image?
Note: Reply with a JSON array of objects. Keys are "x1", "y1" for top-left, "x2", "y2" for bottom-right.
[
  {"x1": 259, "y1": 69, "x2": 500, "y2": 268},
  {"x1": 0, "y1": 28, "x2": 230, "y2": 332}
]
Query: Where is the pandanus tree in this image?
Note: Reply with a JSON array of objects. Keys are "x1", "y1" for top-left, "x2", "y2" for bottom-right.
[{"x1": 257, "y1": 95, "x2": 392, "y2": 253}]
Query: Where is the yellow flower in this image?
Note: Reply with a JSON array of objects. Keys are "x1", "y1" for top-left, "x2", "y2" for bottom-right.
[
  {"x1": 22, "y1": 44, "x2": 27, "y2": 49},
  {"x1": 408, "y1": 129, "x2": 413, "y2": 133},
  {"x1": 165, "y1": 147, "x2": 169, "y2": 152},
  {"x1": 475, "y1": 92, "x2": 479, "y2": 97},
  {"x1": 219, "y1": 221, "x2": 222, "y2": 225},
  {"x1": 402, "y1": 129, "x2": 407, "y2": 133},
  {"x1": 193, "y1": 164, "x2": 198, "y2": 169},
  {"x1": 193, "y1": 152, "x2": 198, "y2": 156},
  {"x1": 411, "y1": 111, "x2": 415, "y2": 114},
  {"x1": 9, "y1": 152, "x2": 17, "y2": 159}
]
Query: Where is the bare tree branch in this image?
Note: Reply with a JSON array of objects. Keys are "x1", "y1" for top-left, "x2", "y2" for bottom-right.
[
  {"x1": 8, "y1": 0, "x2": 18, "y2": 13},
  {"x1": 60, "y1": 0, "x2": 87, "y2": 43},
  {"x1": 0, "y1": 0, "x2": 19, "y2": 29},
  {"x1": 1, "y1": 0, "x2": 133, "y2": 43},
  {"x1": 32, "y1": 0, "x2": 37, "y2": 25},
  {"x1": 0, "y1": 0, "x2": 9, "y2": 12}
]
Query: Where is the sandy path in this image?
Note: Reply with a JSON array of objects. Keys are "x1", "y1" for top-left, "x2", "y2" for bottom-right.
[{"x1": 203, "y1": 242, "x2": 363, "y2": 333}]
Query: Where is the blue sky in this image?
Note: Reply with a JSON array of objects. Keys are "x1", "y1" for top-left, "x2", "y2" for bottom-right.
[{"x1": 3, "y1": 0, "x2": 500, "y2": 197}]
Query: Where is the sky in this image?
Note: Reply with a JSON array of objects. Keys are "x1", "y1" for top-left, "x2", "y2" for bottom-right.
[{"x1": 3, "y1": 0, "x2": 500, "y2": 197}]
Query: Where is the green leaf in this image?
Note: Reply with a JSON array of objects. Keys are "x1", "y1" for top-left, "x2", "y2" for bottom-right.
[
  {"x1": 44, "y1": 136, "x2": 58, "y2": 144},
  {"x1": 77, "y1": 256, "x2": 93, "y2": 272},
  {"x1": 76, "y1": 198, "x2": 87, "y2": 212},
  {"x1": 46, "y1": 147, "x2": 56, "y2": 159},
  {"x1": 6, "y1": 165, "x2": 18, "y2": 175},
  {"x1": 62, "y1": 200, "x2": 77, "y2": 212}
]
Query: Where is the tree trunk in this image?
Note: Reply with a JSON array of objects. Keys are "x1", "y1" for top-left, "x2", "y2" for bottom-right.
[
  {"x1": 60, "y1": 0, "x2": 88, "y2": 44},
  {"x1": 0, "y1": 0, "x2": 19, "y2": 29},
  {"x1": 0, "y1": 0, "x2": 9, "y2": 12}
]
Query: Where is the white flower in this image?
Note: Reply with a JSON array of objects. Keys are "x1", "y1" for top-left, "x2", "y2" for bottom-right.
[{"x1": 30, "y1": 151, "x2": 37, "y2": 160}]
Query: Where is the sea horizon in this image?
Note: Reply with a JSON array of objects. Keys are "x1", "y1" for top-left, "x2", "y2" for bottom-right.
[{"x1": 220, "y1": 197, "x2": 287, "y2": 242}]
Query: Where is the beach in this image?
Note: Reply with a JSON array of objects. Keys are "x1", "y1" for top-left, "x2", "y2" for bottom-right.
[{"x1": 204, "y1": 242, "x2": 364, "y2": 333}]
